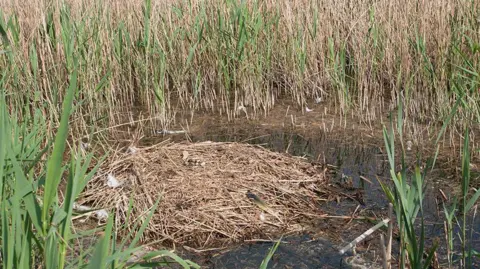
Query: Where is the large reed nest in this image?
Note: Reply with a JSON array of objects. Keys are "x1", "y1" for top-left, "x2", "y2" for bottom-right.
[{"x1": 80, "y1": 140, "x2": 330, "y2": 249}]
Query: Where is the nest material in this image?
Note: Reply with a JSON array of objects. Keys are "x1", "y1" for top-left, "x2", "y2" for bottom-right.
[{"x1": 80, "y1": 141, "x2": 329, "y2": 249}]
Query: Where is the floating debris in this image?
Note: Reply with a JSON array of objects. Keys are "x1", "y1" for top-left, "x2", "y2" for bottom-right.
[
  {"x1": 305, "y1": 107, "x2": 313, "y2": 112},
  {"x1": 315, "y1": 97, "x2": 323, "y2": 104}
]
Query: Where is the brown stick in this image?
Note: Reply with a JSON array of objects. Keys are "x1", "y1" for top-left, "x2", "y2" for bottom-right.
[
  {"x1": 386, "y1": 203, "x2": 393, "y2": 269},
  {"x1": 380, "y1": 234, "x2": 388, "y2": 269},
  {"x1": 444, "y1": 221, "x2": 451, "y2": 268}
]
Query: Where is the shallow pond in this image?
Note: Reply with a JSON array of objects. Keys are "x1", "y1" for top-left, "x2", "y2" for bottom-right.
[{"x1": 149, "y1": 120, "x2": 479, "y2": 268}]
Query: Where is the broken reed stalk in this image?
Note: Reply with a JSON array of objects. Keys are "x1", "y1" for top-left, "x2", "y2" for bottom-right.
[
  {"x1": 386, "y1": 203, "x2": 393, "y2": 269},
  {"x1": 380, "y1": 234, "x2": 388, "y2": 269},
  {"x1": 444, "y1": 221, "x2": 452, "y2": 267},
  {"x1": 339, "y1": 218, "x2": 390, "y2": 254}
]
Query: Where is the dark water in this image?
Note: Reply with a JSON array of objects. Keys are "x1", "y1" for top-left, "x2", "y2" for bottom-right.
[
  {"x1": 206, "y1": 236, "x2": 347, "y2": 269},
  {"x1": 157, "y1": 124, "x2": 479, "y2": 268}
]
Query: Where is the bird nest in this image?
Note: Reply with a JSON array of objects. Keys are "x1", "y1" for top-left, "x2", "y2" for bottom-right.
[{"x1": 79, "y1": 140, "x2": 330, "y2": 249}]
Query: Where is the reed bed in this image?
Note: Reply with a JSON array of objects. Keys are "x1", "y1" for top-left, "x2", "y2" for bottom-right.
[
  {"x1": 1, "y1": 1, "x2": 479, "y2": 266},
  {"x1": 0, "y1": 0, "x2": 479, "y2": 137},
  {"x1": 79, "y1": 140, "x2": 328, "y2": 249}
]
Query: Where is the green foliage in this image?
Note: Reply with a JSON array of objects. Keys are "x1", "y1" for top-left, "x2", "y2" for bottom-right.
[
  {"x1": 381, "y1": 109, "x2": 437, "y2": 268},
  {"x1": 259, "y1": 238, "x2": 281, "y2": 269},
  {"x1": 1, "y1": 0, "x2": 479, "y2": 267},
  {"x1": 381, "y1": 84, "x2": 479, "y2": 267},
  {"x1": 0, "y1": 69, "x2": 196, "y2": 268}
]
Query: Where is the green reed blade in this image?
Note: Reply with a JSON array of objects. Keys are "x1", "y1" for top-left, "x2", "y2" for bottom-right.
[{"x1": 42, "y1": 70, "x2": 77, "y2": 234}]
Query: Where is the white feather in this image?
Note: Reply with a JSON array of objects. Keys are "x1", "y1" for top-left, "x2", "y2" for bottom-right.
[{"x1": 107, "y1": 173, "x2": 121, "y2": 188}]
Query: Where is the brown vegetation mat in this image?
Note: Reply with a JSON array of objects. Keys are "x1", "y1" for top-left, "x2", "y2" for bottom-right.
[{"x1": 79, "y1": 141, "x2": 330, "y2": 249}]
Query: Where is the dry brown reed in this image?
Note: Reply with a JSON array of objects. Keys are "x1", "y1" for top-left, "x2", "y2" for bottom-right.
[
  {"x1": 0, "y1": 0, "x2": 478, "y2": 136},
  {"x1": 79, "y1": 140, "x2": 328, "y2": 248}
]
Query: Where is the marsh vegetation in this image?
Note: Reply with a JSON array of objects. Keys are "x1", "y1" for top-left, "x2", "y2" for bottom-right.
[{"x1": 1, "y1": 0, "x2": 479, "y2": 268}]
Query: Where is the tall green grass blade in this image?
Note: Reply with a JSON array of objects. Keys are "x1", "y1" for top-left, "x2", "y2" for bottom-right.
[
  {"x1": 87, "y1": 215, "x2": 114, "y2": 269},
  {"x1": 45, "y1": 228, "x2": 60, "y2": 268},
  {"x1": 0, "y1": 90, "x2": 6, "y2": 200},
  {"x1": 142, "y1": 0, "x2": 152, "y2": 47},
  {"x1": 259, "y1": 238, "x2": 281, "y2": 269},
  {"x1": 461, "y1": 127, "x2": 471, "y2": 267},
  {"x1": 382, "y1": 127, "x2": 394, "y2": 169},
  {"x1": 128, "y1": 196, "x2": 161, "y2": 249},
  {"x1": 7, "y1": 149, "x2": 43, "y2": 234},
  {"x1": 414, "y1": 167, "x2": 424, "y2": 211},
  {"x1": 42, "y1": 70, "x2": 77, "y2": 234},
  {"x1": 3, "y1": 201, "x2": 13, "y2": 269},
  {"x1": 105, "y1": 245, "x2": 144, "y2": 266},
  {"x1": 461, "y1": 127, "x2": 470, "y2": 202},
  {"x1": 465, "y1": 189, "x2": 480, "y2": 212},
  {"x1": 18, "y1": 218, "x2": 33, "y2": 268},
  {"x1": 378, "y1": 179, "x2": 395, "y2": 205},
  {"x1": 397, "y1": 97, "x2": 403, "y2": 142},
  {"x1": 432, "y1": 97, "x2": 462, "y2": 168},
  {"x1": 58, "y1": 149, "x2": 93, "y2": 268},
  {"x1": 0, "y1": 15, "x2": 10, "y2": 45},
  {"x1": 0, "y1": 94, "x2": 7, "y2": 266},
  {"x1": 422, "y1": 243, "x2": 438, "y2": 269},
  {"x1": 25, "y1": 140, "x2": 52, "y2": 174}
]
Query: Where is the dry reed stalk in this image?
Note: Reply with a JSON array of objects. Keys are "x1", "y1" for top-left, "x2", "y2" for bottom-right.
[
  {"x1": 380, "y1": 234, "x2": 388, "y2": 269},
  {"x1": 1, "y1": 0, "x2": 478, "y2": 138}
]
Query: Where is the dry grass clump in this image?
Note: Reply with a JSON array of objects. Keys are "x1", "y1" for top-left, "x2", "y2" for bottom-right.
[{"x1": 79, "y1": 141, "x2": 328, "y2": 249}]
